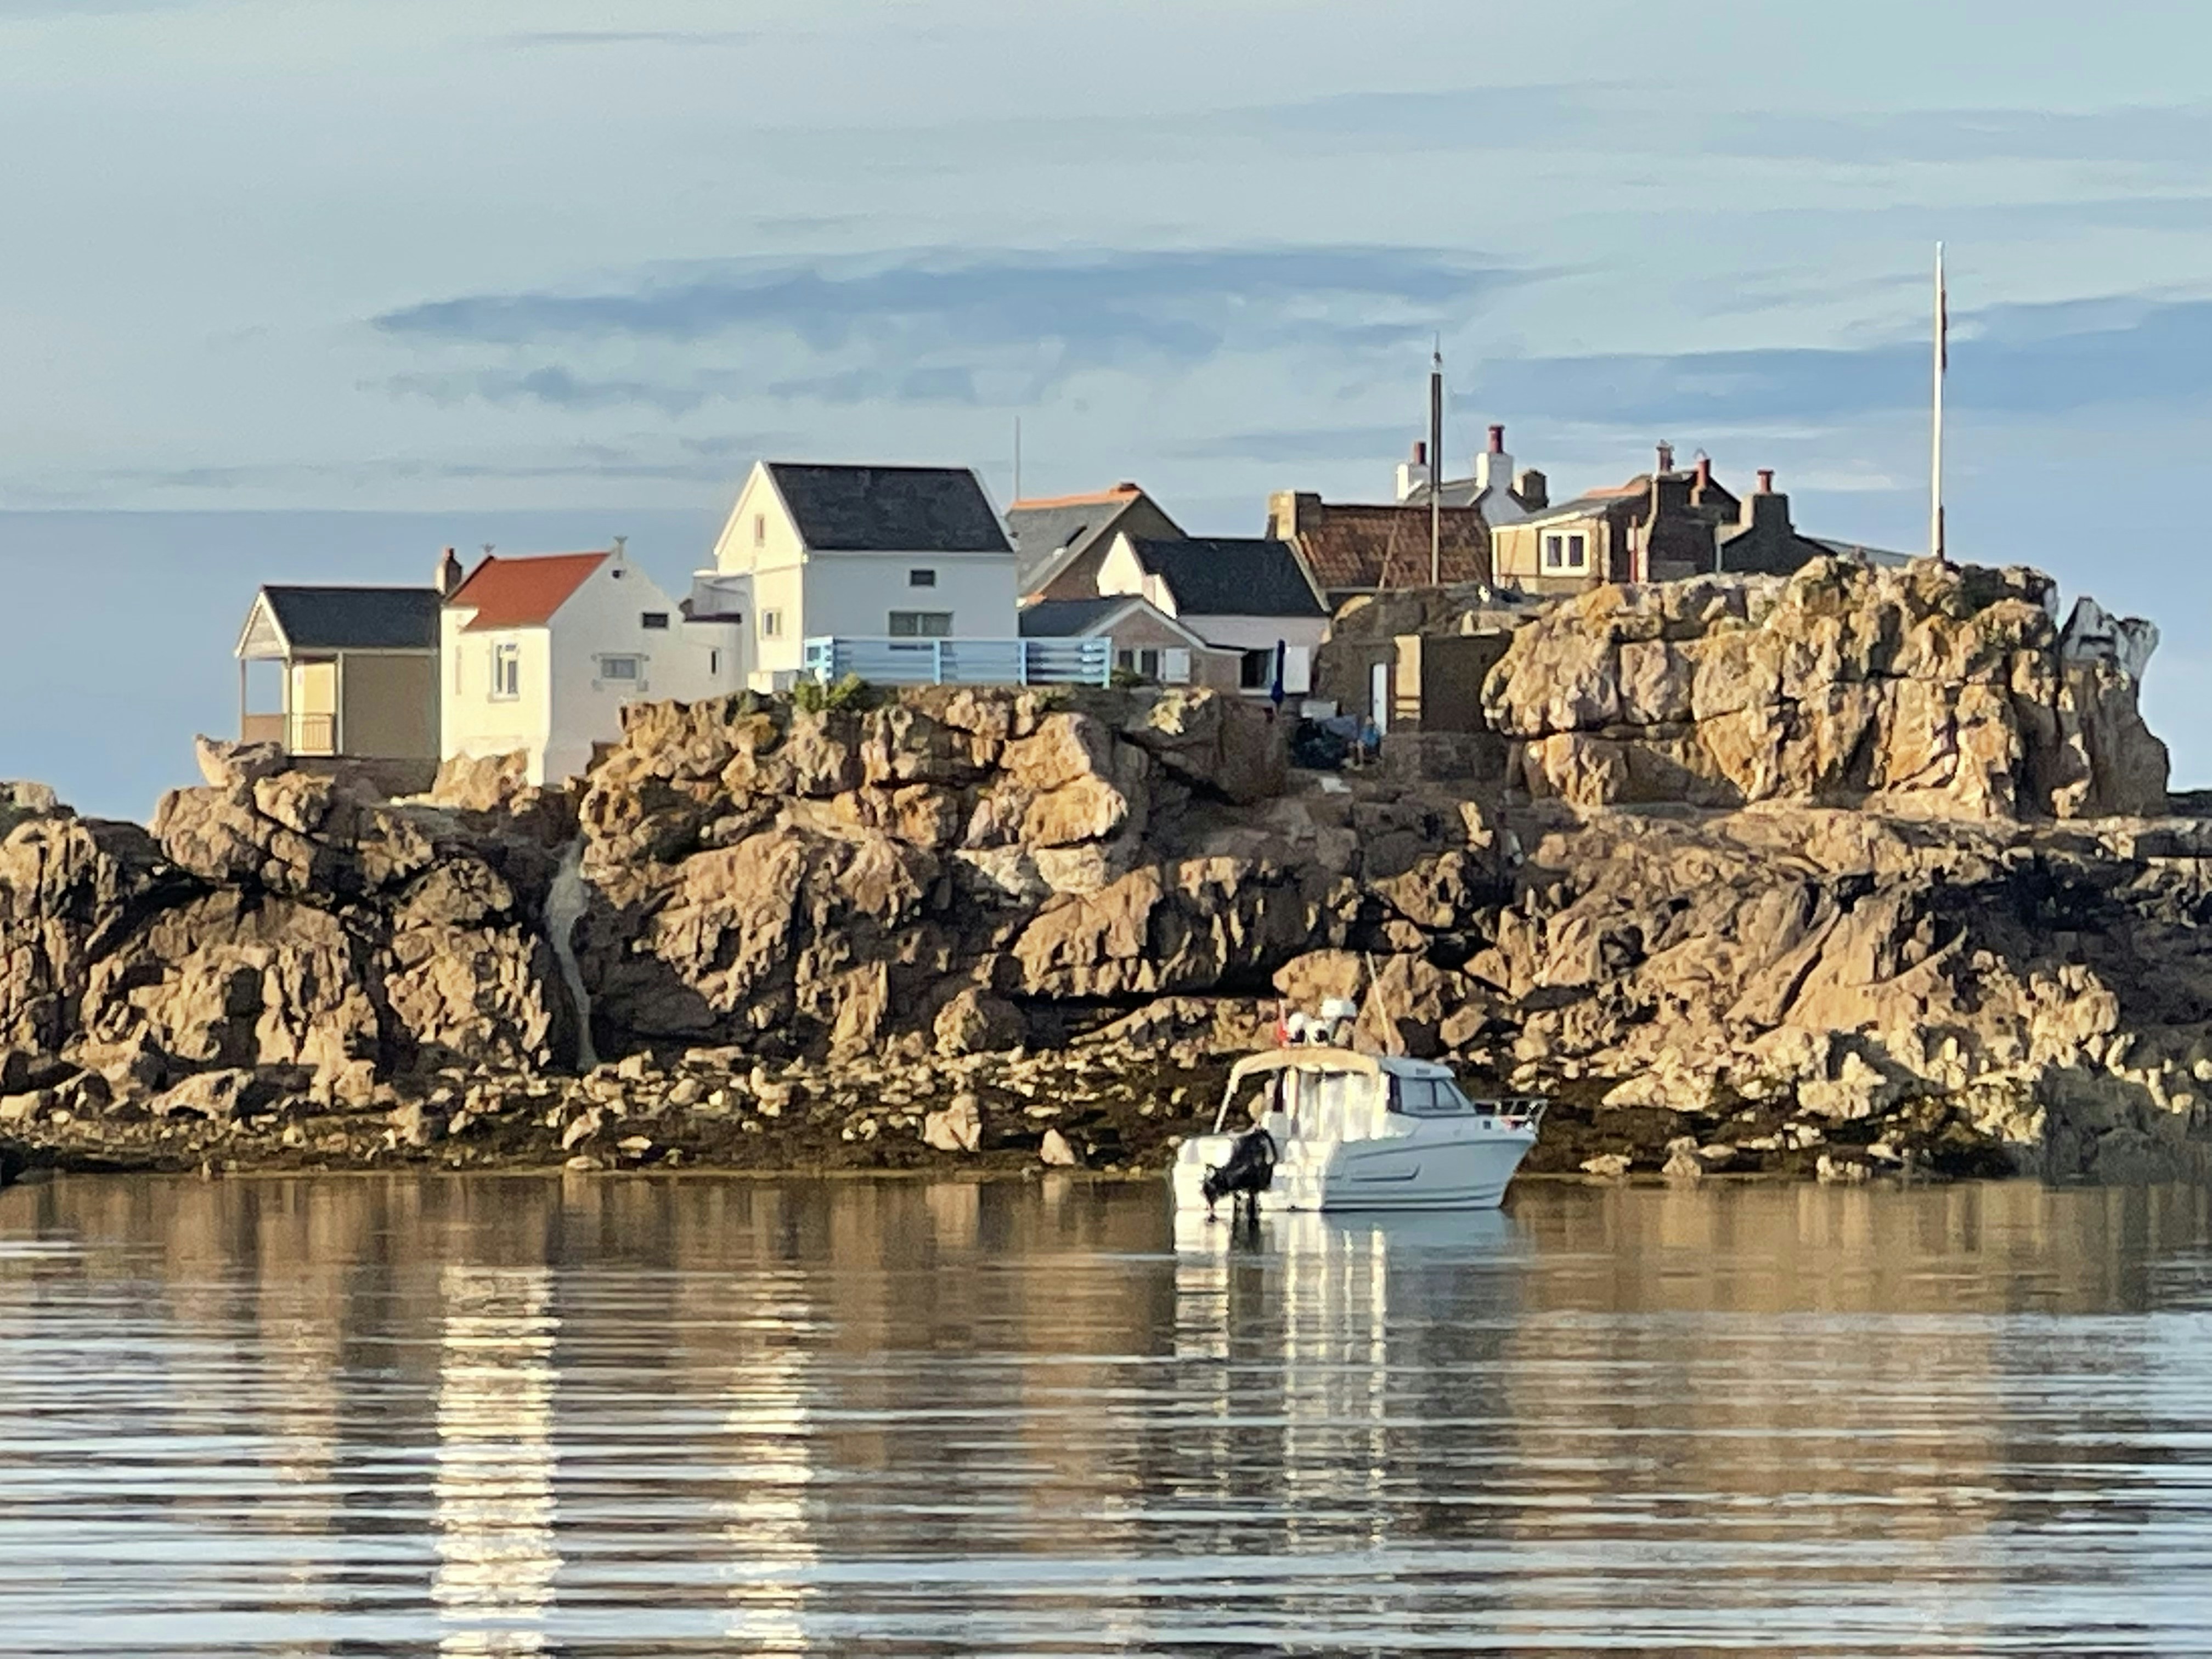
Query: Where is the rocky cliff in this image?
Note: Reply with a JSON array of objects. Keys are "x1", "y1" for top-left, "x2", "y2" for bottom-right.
[{"x1": 1, "y1": 559, "x2": 2202, "y2": 1187}]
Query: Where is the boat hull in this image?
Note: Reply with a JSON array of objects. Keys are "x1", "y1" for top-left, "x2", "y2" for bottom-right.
[{"x1": 1173, "y1": 1127, "x2": 1536, "y2": 1214}]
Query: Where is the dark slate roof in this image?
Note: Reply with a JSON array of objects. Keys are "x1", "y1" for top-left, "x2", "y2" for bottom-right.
[
  {"x1": 1128, "y1": 538, "x2": 1324, "y2": 619},
  {"x1": 766, "y1": 462, "x2": 1011, "y2": 554},
  {"x1": 260, "y1": 585, "x2": 442, "y2": 651},
  {"x1": 1009, "y1": 499, "x2": 1124, "y2": 591},
  {"x1": 1018, "y1": 596, "x2": 1133, "y2": 637}
]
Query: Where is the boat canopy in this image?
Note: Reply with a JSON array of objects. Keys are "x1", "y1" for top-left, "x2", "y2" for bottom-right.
[{"x1": 1224, "y1": 1046, "x2": 1384, "y2": 1090}]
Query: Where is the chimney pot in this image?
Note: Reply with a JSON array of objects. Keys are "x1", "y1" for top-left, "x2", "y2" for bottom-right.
[
  {"x1": 1757, "y1": 469, "x2": 1775, "y2": 494},
  {"x1": 435, "y1": 545, "x2": 465, "y2": 599},
  {"x1": 1413, "y1": 440, "x2": 1427, "y2": 467},
  {"x1": 1656, "y1": 442, "x2": 1675, "y2": 474},
  {"x1": 1487, "y1": 424, "x2": 1505, "y2": 454},
  {"x1": 1695, "y1": 456, "x2": 1713, "y2": 488}
]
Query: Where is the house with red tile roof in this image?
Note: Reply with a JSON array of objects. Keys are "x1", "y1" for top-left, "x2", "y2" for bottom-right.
[{"x1": 441, "y1": 541, "x2": 739, "y2": 783}]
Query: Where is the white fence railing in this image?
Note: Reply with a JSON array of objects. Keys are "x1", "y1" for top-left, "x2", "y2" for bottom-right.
[{"x1": 802, "y1": 636, "x2": 1113, "y2": 687}]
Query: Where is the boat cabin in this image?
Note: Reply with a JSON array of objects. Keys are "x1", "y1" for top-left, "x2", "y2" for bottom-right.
[{"x1": 1213, "y1": 1048, "x2": 1538, "y2": 1141}]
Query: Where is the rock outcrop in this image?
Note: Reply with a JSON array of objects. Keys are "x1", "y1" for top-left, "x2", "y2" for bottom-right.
[
  {"x1": 2, "y1": 563, "x2": 2205, "y2": 1186},
  {"x1": 1485, "y1": 557, "x2": 2168, "y2": 819}
]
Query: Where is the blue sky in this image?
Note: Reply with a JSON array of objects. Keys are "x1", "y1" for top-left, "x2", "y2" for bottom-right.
[{"x1": 4, "y1": 0, "x2": 2211, "y2": 817}]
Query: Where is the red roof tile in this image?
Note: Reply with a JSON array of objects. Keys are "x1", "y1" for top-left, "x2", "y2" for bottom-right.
[
  {"x1": 1277, "y1": 501, "x2": 1490, "y2": 594},
  {"x1": 1007, "y1": 484, "x2": 1142, "y2": 510},
  {"x1": 450, "y1": 551, "x2": 610, "y2": 631}
]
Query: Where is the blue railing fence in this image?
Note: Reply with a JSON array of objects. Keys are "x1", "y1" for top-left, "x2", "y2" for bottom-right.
[{"x1": 801, "y1": 636, "x2": 1113, "y2": 687}]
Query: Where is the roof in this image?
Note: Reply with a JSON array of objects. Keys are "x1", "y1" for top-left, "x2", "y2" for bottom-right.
[
  {"x1": 1807, "y1": 536, "x2": 1917, "y2": 569},
  {"x1": 1280, "y1": 503, "x2": 1489, "y2": 594},
  {"x1": 448, "y1": 551, "x2": 609, "y2": 631},
  {"x1": 244, "y1": 585, "x2": 442, "y2": 656},
  {"x1": 766, "y1": 462, "x2": 1010, "y2": 554},
  {"x1": 1007, "y1": 489, "x2": 1143, "y2": 592},
  {"x1": 1126, "y1": 537, "x2": 1325, "y2": 619},
  {"x1": 1018, "y1": 596, "x2": 1133, "y2": 637},
  {"x1": 1018, "y1": 594, "x2": 1217, "y2": 650}
]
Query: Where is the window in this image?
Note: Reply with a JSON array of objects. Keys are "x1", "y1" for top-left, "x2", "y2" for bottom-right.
[
  {"x1": 452, "y1": 645, "x2": 462, "y2": 694},
  {"x1": 708, "y1": 649, "x2": 721, "y2": 676},
  {"x1": 753, "y1": 514, "x2": 766, "y2": 549},
  {"x1": 888, "y1": 611, "x2": 953, "y2": 638},
  {"x1": 1239, "y1": 648, "x2": 1274, "y2": 690},
  {"x1": 599, "y1": 654, "x2": 641, "y2": 682},
  {"x1": 640, "y1": 611, "x2": 669, "y2": 630},
  {"x1": 908, "y1": 568, "x2": 936, "y2": 588},
  {"x1": 1391, "y1": 1076, "x2": 1474, "y2": 1118},
  {"x1": 760, "y1": 610, "x2": 783, "y2": 640},
  {"x1": 492, "y1": 641, "x2": 520, "y2": 700},
  {"x1": 610, "y1": 566, "x2": 625, "y2": 580},
  {"x1": 1542, "y1": 532, "x2": 1590, "y2": 573},
  {"x1": 1114, "y1": 647, "x2": 1163, "y2": 679}
]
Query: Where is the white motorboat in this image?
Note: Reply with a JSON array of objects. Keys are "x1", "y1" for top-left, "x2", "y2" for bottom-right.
[{"x1": 1171, "y1": 1043, "x2": 1544, "y2": 1215}]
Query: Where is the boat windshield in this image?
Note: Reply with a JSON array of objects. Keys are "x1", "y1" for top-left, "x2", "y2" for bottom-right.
[{"x1": 1389, "y1": 1074, "x2": 1479, "y2": 1118}]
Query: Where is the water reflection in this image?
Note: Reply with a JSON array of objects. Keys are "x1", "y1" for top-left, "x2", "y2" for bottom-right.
[
  {"x1": 431, "y1": 1266, "x2": 558, "y2": 1656},
  {"x1": 0, "y1": 1175, "x2": 2210, "y2": 1655}
]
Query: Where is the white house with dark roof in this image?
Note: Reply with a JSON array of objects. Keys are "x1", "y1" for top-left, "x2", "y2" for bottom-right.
[
  {"x1": 234, "y1": 575, "x2": 443, "y2": 780},
  {"x1": 704, "y1": 461, "x2": 1019, "y2": 690},
  {"x1": 443, "y1": 542, "x2": 737, "y2": 785},
  {"x1": 1096, "y1": 533, "x2": 1328, "y2": 697}
]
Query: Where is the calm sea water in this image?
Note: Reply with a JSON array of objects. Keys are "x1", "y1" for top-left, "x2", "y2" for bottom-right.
[{"x1": 3, "y1": 1174, "x2": 2211, "y2": 1656}]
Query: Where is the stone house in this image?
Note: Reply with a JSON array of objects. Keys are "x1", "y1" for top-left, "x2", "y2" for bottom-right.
[
  {"x1": 442, "y1": 544, "x2": 737, "y2": 785},
  {"x1": 1016, "y1": 594, "x2": 1242, "y2": 690},
  {"x1": 1007, "y1": 482, "x2": 1183, "y2": 601},
  {"x1": 1263, "y1": 490, "x2": 1491, "y2": 610},
  {"x1": 1490, "y1": 447, "x2": 1834, "y2": 594},
  {"x1": 704, "y1": 461, "x2": 1019, "y2": 689},
  {"x1": 1096, "y1": 533, "x2": 1328, "y2": 697}
]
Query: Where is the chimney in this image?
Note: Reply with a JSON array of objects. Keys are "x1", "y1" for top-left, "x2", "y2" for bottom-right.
[
  {"x1": 1113, "y1": 479, "x2": 1140, "y2": 494},
  {"x1": 1743, "y1": 469, "x2": 1789, "y2": 532},
  {"x1": 1395, "y1": 439, "x2": 1433, "y2": 503},
  {"x1": 1513, "y1": 467, "x2": 1548, "y2": 512},
  {"x1": 435, "y1": 545, "x2": 465, "y2": 599},
  {"x1": 1474, "y1": 424, "x2": 1516, "y2": 499},
  {"x1": 1694, "y1": 455, "x2": 1713, "y2": 491},
  {"x1": 612, "y1": 534, "x2": 628, "y2": 558},
  {"x1": 1656, "y1": 442, "x2": 1675, "y2": 474}
]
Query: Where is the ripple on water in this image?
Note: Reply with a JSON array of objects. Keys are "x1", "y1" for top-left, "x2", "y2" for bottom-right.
[{"x1": 2, "y1": 1175, "x2": 2211, "y2": 1655}]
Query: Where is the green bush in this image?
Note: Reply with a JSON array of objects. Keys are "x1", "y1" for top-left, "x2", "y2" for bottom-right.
[{"x1": 792, "y1": 673, "x2": 874, "y2": 714}]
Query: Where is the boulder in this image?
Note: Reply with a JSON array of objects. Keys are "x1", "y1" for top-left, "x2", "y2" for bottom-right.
[{"x1": 923, "y1": 1092, "x2": 985, "y2": 1153}]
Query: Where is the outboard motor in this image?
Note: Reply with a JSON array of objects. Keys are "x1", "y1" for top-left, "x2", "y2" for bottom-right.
[{"x1": 1201, "y1": 1126, "x2": 1277, "y2": 1221}]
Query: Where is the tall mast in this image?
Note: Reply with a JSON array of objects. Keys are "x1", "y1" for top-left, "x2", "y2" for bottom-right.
[
  {"x1": 1428, "y1": 338, "x2": 1443, "y2": 586},
  {"x1": 1931, "y1": 243, "x2": 1947, "y2": 563}
]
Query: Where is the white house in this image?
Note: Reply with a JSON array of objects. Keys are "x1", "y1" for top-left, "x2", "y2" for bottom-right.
[
  {"x1": 705, "y1": 461, "x2": 1018, "y2": 690},
  {"x1": 441, "y1": 543, "x2": 738, "y2": 785},
  {"x1": 1096, "y1": 533, "x2": 1329, "y2": 697},
  {"x1": 1395, "y1": 424, "x2": 1547, "y2": 526}
]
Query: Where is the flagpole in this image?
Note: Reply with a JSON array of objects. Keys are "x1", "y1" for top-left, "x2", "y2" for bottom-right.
[
  {"x1": 1428, "y1": 338, "x2": 1443, "y2": 586},
  {"x1": 1932, "y1": 242, "x2": 1946, "y2": 564}
]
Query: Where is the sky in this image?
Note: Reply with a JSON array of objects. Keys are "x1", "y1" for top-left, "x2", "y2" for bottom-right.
[{"x1": 4, "y1": 0, "x2": 2212, "y2": 819}]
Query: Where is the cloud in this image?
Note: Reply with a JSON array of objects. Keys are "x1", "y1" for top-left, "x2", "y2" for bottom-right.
[
  {"x1": 1464, "y1": 293, "x2": 2212, "y2": 429},
  {"x1": 372, "y1": 246, "x2": 1530, "y2": 364}
]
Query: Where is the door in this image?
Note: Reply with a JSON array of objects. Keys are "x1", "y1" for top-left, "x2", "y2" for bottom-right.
[
  {"x1": 1370, "y1": 660, "x2": 1391, "y2": 735},
  {"x1": 287, "y1": 660, "x2": 337, "y2": 755}
]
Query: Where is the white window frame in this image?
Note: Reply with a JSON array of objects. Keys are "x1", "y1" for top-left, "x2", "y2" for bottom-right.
[
  {"x1": 597, "y1": 654, "x2": 644, "y2": 685},
  {"x1": 1542, "y1": 530, "x2": 1591, "y2": 573},
  {"x1": 490, "y1": 641, "x2": 521, "y2": 701},
  {"x1": 753, "y1": 513, "x2": 767, "y2": 549},
  {"x1": 760, "y1": 610, "x2": 783, "y2": 640}
]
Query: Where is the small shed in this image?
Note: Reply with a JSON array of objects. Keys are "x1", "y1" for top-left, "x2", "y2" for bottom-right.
[{"x1": 234, "y1": 584, "x2": 442, "y2": 769}]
